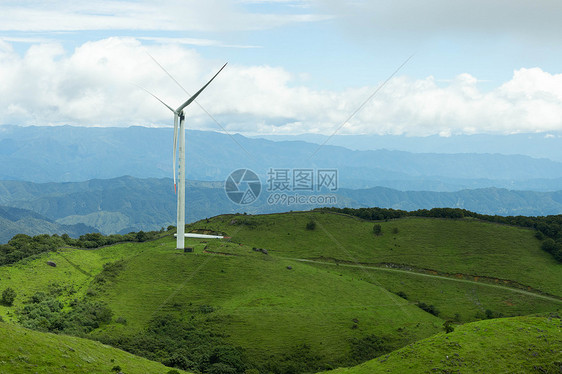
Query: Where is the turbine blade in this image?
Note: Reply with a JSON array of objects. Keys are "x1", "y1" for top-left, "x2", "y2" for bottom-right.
[
  {"x1": 176, "y1": 63, "x2": 227, "y2": 113},
  {"x1": 173, "y1": 113, "x2": 178, "y2": 193},
  {"x1": 135, "y1": 84, "x2": 176, "y2": 113}
]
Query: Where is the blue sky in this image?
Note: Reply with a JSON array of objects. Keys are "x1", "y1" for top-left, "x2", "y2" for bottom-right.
[{"x1": 1, "y1": 0, "x2": 562, "y2": 136}]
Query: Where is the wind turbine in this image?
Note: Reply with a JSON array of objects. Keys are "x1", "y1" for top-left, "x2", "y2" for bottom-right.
[{"x1": 144, "y1": 62, "x2": 227, "y2": 249}]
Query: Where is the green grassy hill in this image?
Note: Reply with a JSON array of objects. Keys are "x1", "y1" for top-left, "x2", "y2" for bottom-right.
[
  {"x1": 1, "y1": 210, "x2": 561, "y2": 373},
  {"x1": 320, "y1": 315, "x2": 562, "y2": 374},
  {"x1": 0, "y1": 235, "x2": 441, "y2": 371},
  {"x1": 191, "y1": 212, "x2": 562, "y2": 322},
  {"x1": 193, "y1": 212, "x2": 562, "y2": 294},
  {"x1": 97, "y1": 241, "x2": 441, "y2": 363},
  {"x1": 0, "y1": 322, "x2": 187, "y2": 373}
]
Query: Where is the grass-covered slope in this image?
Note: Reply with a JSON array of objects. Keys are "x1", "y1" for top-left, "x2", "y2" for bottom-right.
[
  {"x1": 93, "y1": 240, "x2": 441, "y2": 363},
  {"x1": 312, "y1": 261, "x2": 562, "y2": 324},
  {"x1": 0, "y1": 240, "x2": 149, "y2": 313},
  {"x1": 190, "y1": 212, "x2": 562, "y2": 323},
  {"x1": 0, "y1": 322, "x2": 187, "y2": 374},
  {"x1": 0, "y1": 234, "x2": 442, "y2": 370},
  {"x1": 1, "y1": 210, "x2": 561, "y2": 372},
  {"x1": 193, "y1": 212, "x2": 562, "y2": 296},
  {"x1": 321, "y1": 315, "x2": 562, "y2": 374}
]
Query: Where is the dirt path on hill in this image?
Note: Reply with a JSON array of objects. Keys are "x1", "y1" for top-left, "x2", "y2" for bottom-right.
[{"x1": 288, "y1": 258, "x2": 562, "y2": 304}]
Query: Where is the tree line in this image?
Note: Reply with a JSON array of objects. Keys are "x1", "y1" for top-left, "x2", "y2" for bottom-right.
[{"x1": 0, "y1": 228, "x2": 170, "y2": 267}]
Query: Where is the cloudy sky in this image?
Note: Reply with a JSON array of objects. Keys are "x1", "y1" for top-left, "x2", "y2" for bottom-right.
[{"x1": 1, "y1": 0, "x2": 562, "y2": 136}]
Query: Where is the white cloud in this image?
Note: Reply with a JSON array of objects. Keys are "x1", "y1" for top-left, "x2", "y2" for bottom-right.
[
  {"x1": 0, "y1": 36, "x2": 53, "y2": 44},
  {"x1": 0, "y1": 0, "x2": 331, "y2": 32},
  {"x1": 1, "y1": 38, "x2": 562, "y2": 136},
  {"x1": 137, "y1": 36, "x2": 260, "y2": 49}
]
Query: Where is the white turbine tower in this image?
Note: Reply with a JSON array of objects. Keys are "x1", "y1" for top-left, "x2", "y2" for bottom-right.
[{"x1": 145, "y1": 63, "x2": 227, "y2": 249}]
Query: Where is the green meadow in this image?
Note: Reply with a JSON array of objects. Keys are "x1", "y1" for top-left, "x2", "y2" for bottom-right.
[
  {"x1": 0, "y1": 322, "x2": 187, "y2": 374},
  {"x1": 321, "y1": 315, "x2": 562, "y2": 374},
  {"x1": 1, "y1": 210, "x2": 561, "y2": 372},
  {"x1": 192, "y1": 212, "x2": 562, "y2": 295}
]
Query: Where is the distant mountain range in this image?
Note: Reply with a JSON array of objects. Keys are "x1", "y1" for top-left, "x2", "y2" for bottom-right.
[
  {"x1": 257, "y1": 132, "x2": 562, "y2": 162},
  {"x1": 0, "y1": 205, "x2": 94, "y2": 243},
  {"x1": 341, "y1": 186, "x2": 562, "y2": 216},
  {"x1": 0, "y1": 177, "x2": 217, "y2": 237},
  {"x1": 1, "y1": 176, "x2": 562, "y2": 243},
  {"x1": 1, "y1": 125, "x2": 561, "y2": 242},
  {"x1": 1, "y1": 125, "x2": 562, "y2": 191}
]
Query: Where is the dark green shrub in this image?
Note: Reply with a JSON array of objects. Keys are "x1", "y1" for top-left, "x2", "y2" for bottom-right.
[
  {"x1": 373, "y1": 224, "x2": 382, "y2": 236},
  {"x1": 136, "y1": 231, "x2": 148, "y2": 242},
  {"x1": 61, "y1": 233, "x2": 73, "y2": 245},
  {"x1": 66, "y1": 301, "x2": 113, "y2": 331},
  {"x1": 208, "y1": 363, "x2": 237, "y2": 374},
  {"x1": 1, "y1": 233, "x2": 69, "y2": 266},
  {"x1": 163, "y1": 353, "x2": 195, "y2": 371},
  {"x1": 417, "y1": 302, "x2": 439, "y2": 316},
  {"x1": 8, "y1": 234, "x2": 33, "y2": 250},
  {"x1": 79, "y1": 233, "x2": 107, "y2": 247},
  {"x1": 395, "y1": 291, "x2": 407, "y2": 299},
  {"x1": 98, "y1": 314, "x2": 249, "y2": 374},
  {"x1": 1, "y1": 287, "x2": 16, "y2": 306},
  {"x1": 80, "y1": 241, "x2": 98, "y2": 249},
  {"x1": 18, "y1": 293, "x2": 64, "y2": 332},
  {"x1": 18, "y1": 292, "x2": 113, "y2": 334},
  {"x1": 350, "y1": 335, "x2": 391, "y2": 363},
  {"x1": 93, "y1": 260, "x2": 125, "y2": 286},
  {"x1": 306, "y1": 220, "x2": 316, "y2": 230},
  {"x1": 541, "y1": 238, "x2": 558, "y2": 253},
  {"x1": 554, "y1": 249, "x2": 562, "y2": 262},
  {"x1": 208, "y1": 346, "x2": 245, "y2": 373},
  {"x1": 30, "y1": 291, "x2": 47, "y2": 304},
  {"x1": 535, "y1": 231, "x2": 545, "y2": 240}
]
